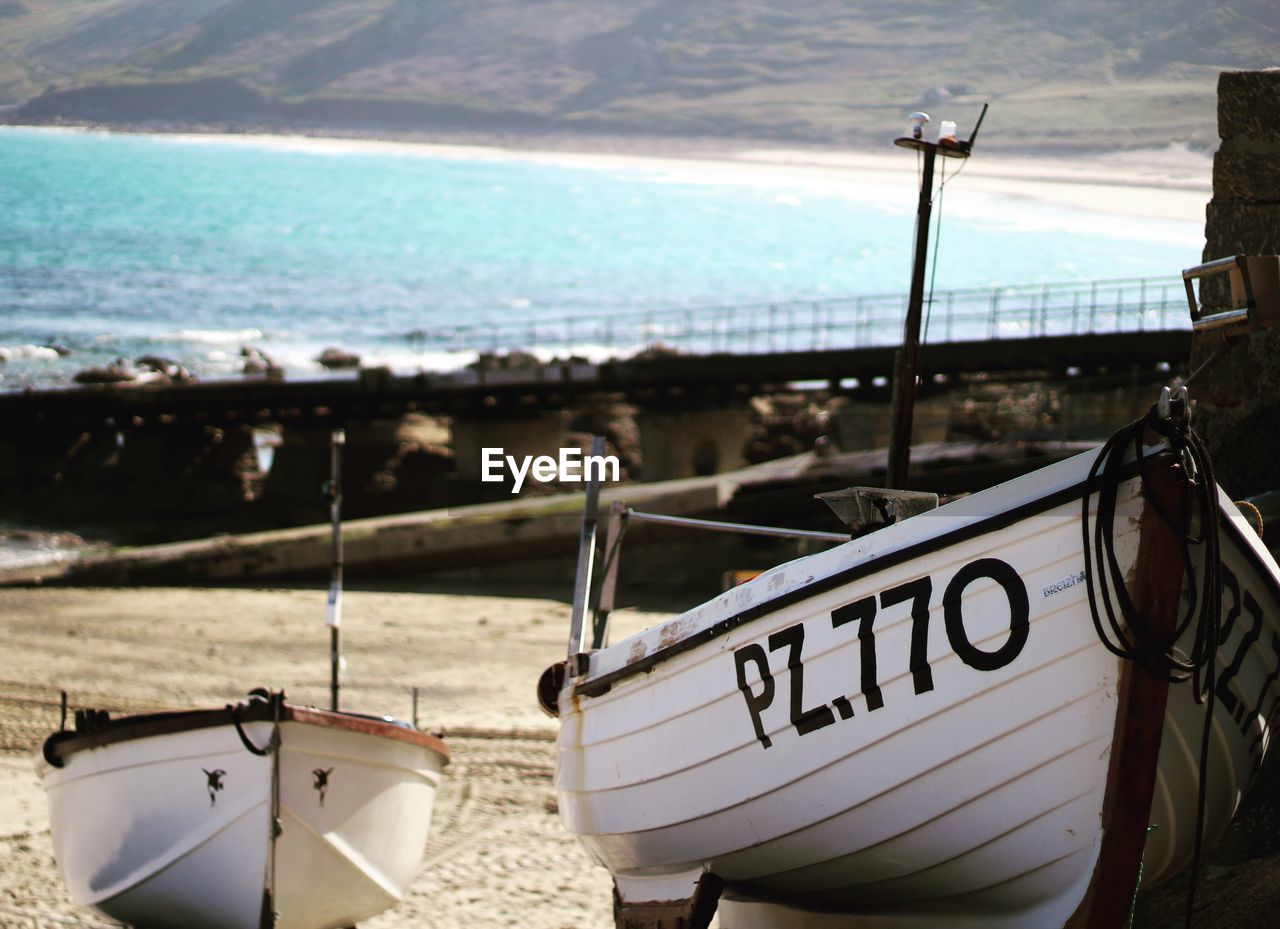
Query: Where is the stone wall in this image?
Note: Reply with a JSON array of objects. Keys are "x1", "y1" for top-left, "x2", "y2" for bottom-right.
[{"x1": 1191, "y1": 69, "x2": 1280, "y2": 497}]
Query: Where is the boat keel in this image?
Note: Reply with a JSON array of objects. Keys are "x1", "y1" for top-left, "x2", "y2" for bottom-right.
[{"x1": 612, "y1": 870, "x2": 723, "y2": 929}]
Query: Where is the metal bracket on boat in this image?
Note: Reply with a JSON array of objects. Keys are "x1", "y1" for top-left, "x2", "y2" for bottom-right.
[
  {"x1": 1152, "y1": 386, "x2": 1198, "y2": 482},
  {"x1": 73, "y1": 708, "x2": 111, "y2": 733},
  {"x1": 1183, "y1": 254, "x2": 1280, "y2": 337},
  {"x1": 537, "y1": 660, "x2": 570, "y2": 716},
  {"x1": 538, "y1": 654, "x2": 591, "y2": 714},
  {"x1": 41, "y1": 704, "x2": 112, "y2": 769},
  {"x1": 815, "y1": 487, "x2": 939, "y2": 536},
  {"x1": 1156, "y1": 385, "x2": 1189, "y2": 424}
]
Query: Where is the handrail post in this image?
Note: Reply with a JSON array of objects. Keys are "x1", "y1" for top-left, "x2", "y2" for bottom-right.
[
  {"x1": 567, "y1": 435, "x2": 606, "y2": 664},
  {"x1": 592, "y1": 501, "x2": 627, "y2": 650}
]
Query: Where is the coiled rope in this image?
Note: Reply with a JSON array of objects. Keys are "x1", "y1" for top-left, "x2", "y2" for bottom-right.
[{"x1": 1080, "y1": 388, "x2": 1223, "y2": 929}]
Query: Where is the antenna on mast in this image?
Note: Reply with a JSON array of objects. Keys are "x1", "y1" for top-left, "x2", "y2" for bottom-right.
[{"x1": 886, "y1": 103, "x2": 987, "y2": 490}]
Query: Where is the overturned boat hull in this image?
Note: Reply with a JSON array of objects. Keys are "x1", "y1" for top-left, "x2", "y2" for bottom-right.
[
  {"x1": 552, "y1": 446, "x2": 1280, "y2": 928},
  {"x1": 37, "y1": 698, "x2": 448, "y2": 929}
]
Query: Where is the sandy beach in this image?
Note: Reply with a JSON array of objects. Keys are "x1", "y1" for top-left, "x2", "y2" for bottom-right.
[
  {"x1": 19, "y1": 124, "x2": 1213, "y2": 227},
  {"x1": 0, "y1": 583, "x2": 669, "y2": 928},
  {"x1": 4, "y1": 580, "x2": 1280, "y2": 929}
]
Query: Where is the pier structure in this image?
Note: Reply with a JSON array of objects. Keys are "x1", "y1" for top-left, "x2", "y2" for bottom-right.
[{"x1": 1, "y1": 274, "x2": 1192, "y2": 523}]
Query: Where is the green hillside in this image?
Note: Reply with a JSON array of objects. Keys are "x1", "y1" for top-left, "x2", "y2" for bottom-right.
[{"x1": 0, "y1": 0, "x2": 1275, "y2": 151}]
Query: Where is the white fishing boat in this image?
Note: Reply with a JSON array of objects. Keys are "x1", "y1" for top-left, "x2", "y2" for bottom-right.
[
  {"x1": 541, "y1": 397, "x2": 1280, "y2": 929},
  {"x1": 539, "y1": 113, "x2": 1280, "y2": 929},
  {"x1": 36, "y1": 690, "x2": 449, "y2": 929},
  {"x1": 35, "y1": 431, "x2": 448, "y2": 929}
]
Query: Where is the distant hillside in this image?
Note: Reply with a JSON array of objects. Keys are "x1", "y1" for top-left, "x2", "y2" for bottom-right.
[{"x1": 1, "y1": 0, "x2": 1275, "y2": 151}]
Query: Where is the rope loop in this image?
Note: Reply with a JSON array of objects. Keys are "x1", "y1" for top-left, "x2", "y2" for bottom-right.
[
  {"x1": 1080, "y1": 387, "x2": 1223, "y2": 929},
  {"x1": 227, "y1": 689, "x2": 282, "y2": 757},
  {"x1": 1082, "y1": 389, "x2": 1220, "y2": 686}
]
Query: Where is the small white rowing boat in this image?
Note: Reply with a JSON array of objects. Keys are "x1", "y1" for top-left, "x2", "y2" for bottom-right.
[
  {"x1": 36, "y1": 690, "x2": 448, "y2": 929},
  {"x1": 542, "y1": 398, "x2": 1280, "y2": 928}
]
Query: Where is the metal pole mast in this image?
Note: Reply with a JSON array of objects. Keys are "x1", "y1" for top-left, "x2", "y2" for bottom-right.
[
  {"x1": 887, "y1": 144, "x2": 938, "y2": 490},
  {"x1": 567, "y1": 435, "x2": 606, "y2": 662},
  {"x1": 887, "y1": 104, "x2": 985, "y2": 490}
]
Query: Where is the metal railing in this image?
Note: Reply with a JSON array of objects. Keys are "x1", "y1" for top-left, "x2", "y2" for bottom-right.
[{"x1": 404, "y1": 275, "x2": 1188, "y2": 358}]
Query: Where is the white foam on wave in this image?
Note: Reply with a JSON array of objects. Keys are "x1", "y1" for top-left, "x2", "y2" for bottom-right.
[
  {"x1": 237, "y1": 341, "x2": 483, "y2": 377},
  {"x1": 163, "y1": 328, "x2": 265, "y2": 345},
  {"x1": 0, "y1": 345, "x2": 62, "y2": 362}
]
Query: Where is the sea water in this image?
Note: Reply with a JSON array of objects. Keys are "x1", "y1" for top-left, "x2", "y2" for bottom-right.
[{"x1": 0, "y1": 126, "x2": 1201, "y2": 389}]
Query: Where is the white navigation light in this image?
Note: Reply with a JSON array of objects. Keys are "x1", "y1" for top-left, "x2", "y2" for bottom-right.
[{"x1": 909, "y1": 112, "x2": 930, "y2": 140}]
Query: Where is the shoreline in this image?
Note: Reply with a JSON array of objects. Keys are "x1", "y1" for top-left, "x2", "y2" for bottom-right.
[{"x1": 3, "y1": 120, "x2": 1213, "y2": 224}]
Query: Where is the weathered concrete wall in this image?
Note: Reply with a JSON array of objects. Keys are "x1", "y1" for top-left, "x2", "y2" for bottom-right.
[
  {"x1": 1192, "y1": 69, "x2": 1280, "y2": 497},
  {"x1": 3, "y1": 423, "x2": 258, "y2": 516},
  {"x1": 638, "y1": 408, "x2": 750, "y2": 481},
  {"x1": 263, "y1": 414, "x2": 451, "y2": 518},
  {"x1": 118, "y1": 424, "x2": 260, "y2": 513}
]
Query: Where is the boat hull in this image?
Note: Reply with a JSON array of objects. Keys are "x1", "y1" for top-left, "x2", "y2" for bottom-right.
[
  {"x1": 37, "y1": 704, "x2": 448, "y2": 929},
  {"x1": 553, "y1": 449, "x2": 1280, "y2": 927},
  {"x1": 1143, "y1": 512, "x2": 1280, "y2": 887}
]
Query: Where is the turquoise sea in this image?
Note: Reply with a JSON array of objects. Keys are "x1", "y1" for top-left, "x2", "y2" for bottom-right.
[{"x1": 0, "y1": 127, "x2": 1202, "y2": 390}]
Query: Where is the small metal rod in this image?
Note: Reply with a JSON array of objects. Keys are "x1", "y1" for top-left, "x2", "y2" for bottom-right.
[
  {"x1": 326, "y1": 428, "x2": 345, "y2": 713},
  {"x1": 567, "y1": 436, "x2": 607, "y2": 662},
  {"x1": 1183, "y1": 342, "x2": 1234, "y2": 386},
  {"x1": 592, "y1": 501, "x2": 628, "y2": 650},
  {"x1": 411, "y1": 687, "x2": 419, "y2": 729},
  {"x1": 625, "y1": 508, "x2": 849, "y2": 542}
]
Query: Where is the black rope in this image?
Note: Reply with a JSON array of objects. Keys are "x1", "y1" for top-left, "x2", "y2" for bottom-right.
[
  {"x1": 1080, "y1": 397, "x2": 1223, "y2": 929},
  {"x1": 228, "y1": 701, "x2": 272, "y2": 756}
]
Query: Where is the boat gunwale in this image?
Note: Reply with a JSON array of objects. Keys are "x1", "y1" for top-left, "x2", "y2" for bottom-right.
[
  {"x1": 574, "y1": 462, "x2": 1119, "y2": 699},
  {"x1": 573, "y1": 458, "x2": 1280, "y2": 700},
  {"x1": 41, "y1": 701, "x2": 449, "y2": 766}
]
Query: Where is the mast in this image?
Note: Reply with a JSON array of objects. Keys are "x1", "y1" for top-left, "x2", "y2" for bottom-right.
[{"x1": 886, "y1": 105, "x2": 986, "y2": 490}]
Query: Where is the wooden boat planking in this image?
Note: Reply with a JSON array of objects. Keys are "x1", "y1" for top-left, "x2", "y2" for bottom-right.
[
  {"x1": 545, "y1": 419, "x2": 1280, "y2": 928},
  {"x1": 36, "y1": 692, "x2": 449, "y2": 929}
]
